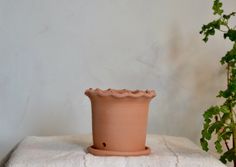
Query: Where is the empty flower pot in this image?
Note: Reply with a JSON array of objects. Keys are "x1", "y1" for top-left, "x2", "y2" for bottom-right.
[{"x1": 85, "y1": 88, "x2": 156, "y2": 156}]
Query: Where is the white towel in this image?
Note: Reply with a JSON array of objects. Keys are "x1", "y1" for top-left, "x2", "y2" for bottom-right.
[{"x1": 6, "y1": 134, "x2": 226, "y2": 167}]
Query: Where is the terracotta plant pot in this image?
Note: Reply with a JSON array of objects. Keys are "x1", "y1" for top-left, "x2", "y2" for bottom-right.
[{"x1": 85, "y1": 88, "x2": 156, "y2": 156}]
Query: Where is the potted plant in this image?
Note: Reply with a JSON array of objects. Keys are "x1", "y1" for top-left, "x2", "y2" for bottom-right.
[
  {"x1": 85, "y1": 88, "x2": 156, "y2": 156},
  {"x1": 200, "y1": 0, "x2": 236, "y2": 165}
]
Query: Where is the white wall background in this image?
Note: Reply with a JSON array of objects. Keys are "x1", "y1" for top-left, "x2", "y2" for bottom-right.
[{"x1": 1, "y1": 0, "x2": 236, "y2": 163}]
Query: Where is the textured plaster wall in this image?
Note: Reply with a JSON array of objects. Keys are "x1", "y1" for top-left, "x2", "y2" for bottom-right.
[{"x1": 0, "y1": 0, "x2": 236, "y2": 163}]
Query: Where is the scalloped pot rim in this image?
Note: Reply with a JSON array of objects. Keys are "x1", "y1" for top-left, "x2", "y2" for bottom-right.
[{"x1": 85, "y1": 88, "x2": 156, "y2": 98}]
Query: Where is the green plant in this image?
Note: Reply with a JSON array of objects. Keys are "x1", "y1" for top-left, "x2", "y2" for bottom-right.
[{"x1": 200, "y1": 0, "x2": 236, "y2": 165}]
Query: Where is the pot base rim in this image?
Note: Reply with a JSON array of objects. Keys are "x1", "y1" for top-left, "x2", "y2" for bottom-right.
[{"x1": 87, "y1": 145, "x2": 151, "y2": 156}]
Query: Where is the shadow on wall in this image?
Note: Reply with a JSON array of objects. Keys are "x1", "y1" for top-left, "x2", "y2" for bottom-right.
[{"x1": 150, "y1": 25, "x2": 225, "y2": 143}]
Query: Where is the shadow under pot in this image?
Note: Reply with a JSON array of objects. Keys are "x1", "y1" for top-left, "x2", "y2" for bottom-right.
[{"x1": 85, "y1": 88, "x2": 156, "y2": 156}]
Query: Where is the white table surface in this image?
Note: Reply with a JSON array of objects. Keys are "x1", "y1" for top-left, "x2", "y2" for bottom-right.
[{"x1": 5, "y1": 134, "x2": 226, "y2": 167}]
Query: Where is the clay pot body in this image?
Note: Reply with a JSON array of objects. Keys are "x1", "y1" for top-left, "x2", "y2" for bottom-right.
[{"x1": 85, "y1": 88, "x2": 156, "y2": 156}]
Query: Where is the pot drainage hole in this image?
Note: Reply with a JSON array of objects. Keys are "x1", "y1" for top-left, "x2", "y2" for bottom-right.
[{"x1": 102, "y1": 142, "x2": 106, "y2": 147}]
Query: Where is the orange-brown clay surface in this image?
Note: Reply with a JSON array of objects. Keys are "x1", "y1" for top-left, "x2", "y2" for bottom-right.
[{"x1": 85, "y1": 88, "x2": 156, "y2": 156}]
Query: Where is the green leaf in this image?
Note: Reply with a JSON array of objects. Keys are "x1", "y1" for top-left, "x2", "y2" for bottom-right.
[
  {"x1": 223, "y1": 12, "x2": 236, "y2": 20},
  {"x1": 228, "y1": 83, "x2": 236, "y2": 92},
  {"x1": 215, "y1": 140, "x2": 223, "y2": 153},
  {"x1": 220, "y1": 52, "x2": 232, "y2": 64},
  {"x1": 204, "y1": 118, "x2": 211, "y2": 124},
  {"x1": 220, "y1": 131, "x2": 232, "y2": 140},
  {"x1": 220, "y1": 47, "x2": 236, "y2": 64},
  {"x1": 221, "y1": 113, "x2": 230, "y2": 122},
  {"x1": 232, "y1": 68, "x2": 236, "y2": 77},
  {"x1": 200, "y1": 20, "x2": 221, "y2": 42},
  {"x1": 208, "y1": 121, "x2": 224, "y2": 134},
  {"x1": 217, "y1": 90, "x2": 232, "y2": 98},
  {"x1": 203, "y1": 37, "x2": 208, "y2": 42},
  {"x1": 220, "y1": 154, "x2": 228, "y2": 164},
  {"x1": 220, "y1": 149, "x2": 236, "y2": 164},
  {"x1": 209, "y1": 28, "x2": 215, "y2": 35},
  {"x1": 202, "y1": 128, "x2": 211, "y2": 140},
  {"x1": 220, "y1": 105, "x2": 230, "y2": 114},
  {"x1": 212, "y1": 0, "x2": 224, "y2": 15},
  {"x1": 200, "y1": 138, "x2": 209, "y2": 151},
  {"x1": 228, "y1": 122, "x2": 235, "y2": 131},
  {"x1": 202, "y1": 109, "x2": 220, "y2": 135},
  {"x1": 224, "y1": 30, "x2": 236, "y2": 41}
]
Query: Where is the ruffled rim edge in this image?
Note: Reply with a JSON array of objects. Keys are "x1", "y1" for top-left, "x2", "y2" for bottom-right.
[{"x1": 85, "y1": 88, "x2": 156, "y2": 98}]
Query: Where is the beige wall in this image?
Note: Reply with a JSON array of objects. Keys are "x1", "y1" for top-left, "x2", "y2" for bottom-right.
[{"x1": 0, "y1": 0, "x2": 236, "y2": 163}]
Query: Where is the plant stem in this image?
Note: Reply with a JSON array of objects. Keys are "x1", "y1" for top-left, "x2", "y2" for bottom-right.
[
  {"x1": 227, "y1": 63, "x2": 230, "y2": 84},
  {"x1": 224, "y1": 140, "x2": 230, "y2": 150},
  {"x1": 227, "y1": 63, "x2": 236, "y2": 167},
  {"x1": 232, "y1": 106, "x2": 236, "y2": 166},
  {"x1": 233, "y1": 129, "x2": 236, "y2": 167}
]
